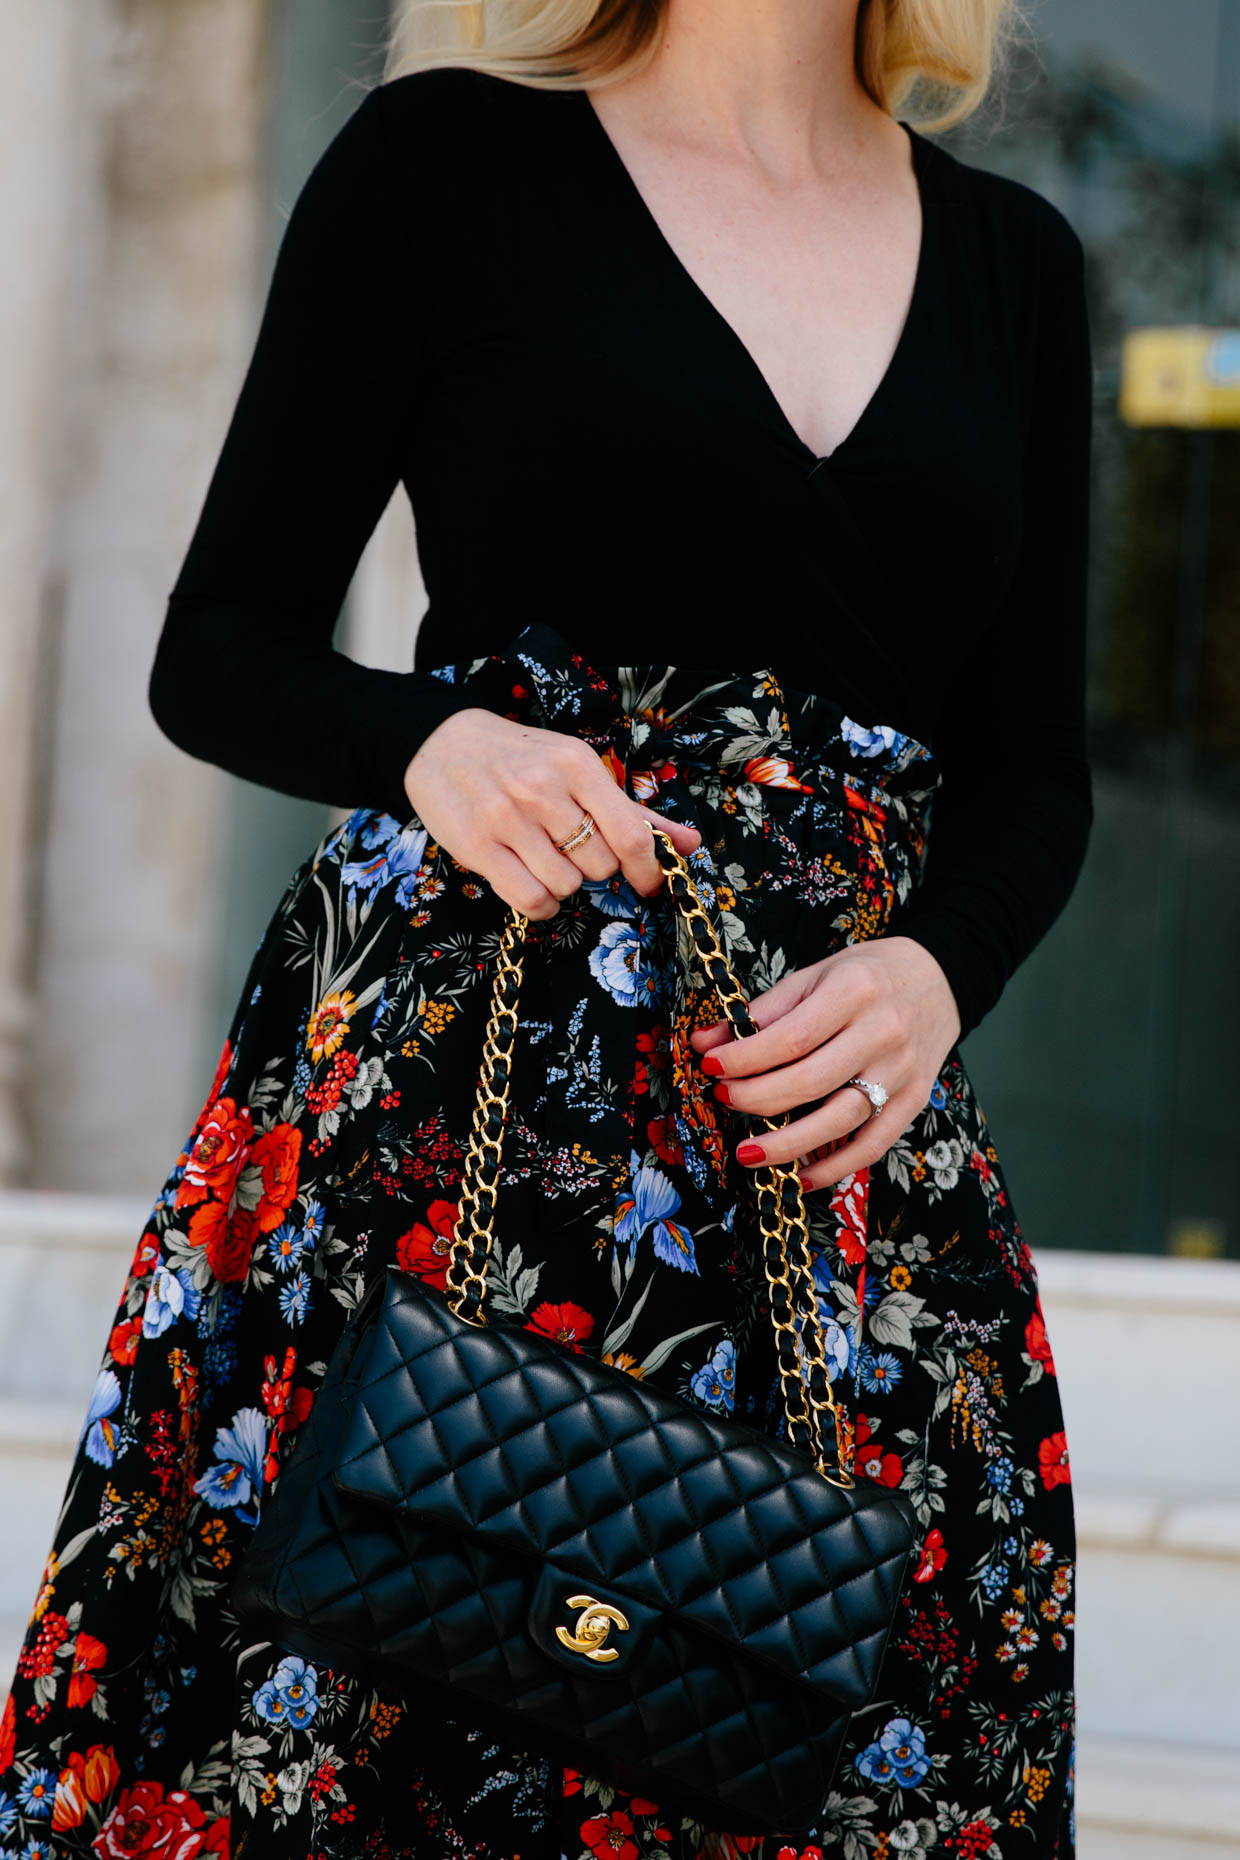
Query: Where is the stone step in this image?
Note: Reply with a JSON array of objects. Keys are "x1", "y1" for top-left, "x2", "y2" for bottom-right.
[{"x1": 1076, "y1": 1733, "x2": 1240, "y2": 1856}]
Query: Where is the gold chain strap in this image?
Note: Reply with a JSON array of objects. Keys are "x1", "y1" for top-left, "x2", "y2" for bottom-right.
[{"x1": 445, "y1": 830, "x2": 855, "y2": 1487}]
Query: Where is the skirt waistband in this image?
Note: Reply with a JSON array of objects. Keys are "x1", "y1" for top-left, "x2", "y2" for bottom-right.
[{"x1": 426, "y1": 622, "x2": 941, "y2": 813}]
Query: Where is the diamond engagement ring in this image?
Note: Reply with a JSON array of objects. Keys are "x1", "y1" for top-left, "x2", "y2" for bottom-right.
[
  {"x1": 845, "y1": 1075, "x2": 889, "y2": 1119},
  {"x1": 554, "y1": 811, "x2": 598, "y2": 854}
]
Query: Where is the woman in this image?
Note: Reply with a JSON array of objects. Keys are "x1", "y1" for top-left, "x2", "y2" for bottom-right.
[{"x1": 0, "y1": 0, "x2": 1090, "y2": 1855}]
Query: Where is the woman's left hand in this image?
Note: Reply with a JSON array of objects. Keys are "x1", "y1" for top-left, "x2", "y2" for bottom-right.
[{"x1": 688, "y1": 936, "x2": 962, "y2": 1191}]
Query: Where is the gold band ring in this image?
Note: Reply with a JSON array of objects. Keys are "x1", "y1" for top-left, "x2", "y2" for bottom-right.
[{"x1": 554, "y1": 812, "x2": 598, "y2": 855}]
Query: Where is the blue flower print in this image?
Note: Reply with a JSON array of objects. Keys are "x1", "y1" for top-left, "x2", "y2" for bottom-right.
[
  {"x1": 690, "y1": 1338, "x2": 736, "y2": 1412},
  {"x1": 588, "y1": 919, "x2": 653, "y2": 1008},
  {"x1": 0, "y1": 1794, "x2": 16, "y2": 1838},
  {"x1": 615, "y1": 1151, "x2": 699, "y2": 1275},
  {"x1": 267, "y1": 1223, "x2": 308, "y2": 1273},
  {"x1": 142, "y1": 1261, "x2": 202, "y2": 1340},
  {"x1": 277, "y1": 1269, "x2": 312, "y2": 1327},
  {"x1": 980, "y1": 1559, "x2": 1009, "y2": 1600},
  {"x1": 253, "y1": 1655, "x2": 320, "y2": 1729},
  {"x1": 582, "y1": 874, "x2": 640, "y2": 919},
  {"x1": 859, "y1": 1347, "x2": 902, "y2": 1395},
  {"x1": 986, "y1": 1455, "x2": 1014, "y2": 1493},
  {"x1": 841, "y1": 717, "x2": 902, "y2": 760},
  {"x1": 302, "y1": 1199, "x2": 327, "y2": 1244},
  {"x1": 15, "y1": 1772, "x2": 56, "y2": 1819},
  {"x1": 79, "y1": 1369, "x2": 122, "y2": 1468},
  {"x1": 855, "y1": 1718, "x2": 931, "y2": 1788},
  {"x1": 929, "y1": 1077, "x2": 948, "y2": 1110},
  {"x1": 340, "y1": 819, "x2": 429, "y2": 908},
  {"x1": 820, "y1": 1317, "x2": 852, "y2": 1382},
  {"x1": 23, "y1": 1841, "x2": 55, "y2": 1860},
  {"x1": 193, "y1": 1406, "x2": 268, "y2": 1521}
]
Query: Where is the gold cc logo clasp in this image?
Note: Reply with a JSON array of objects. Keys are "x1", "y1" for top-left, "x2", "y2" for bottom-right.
[{"x1": 554, "y1": 1593, "x2": 630, "y2": 1663}]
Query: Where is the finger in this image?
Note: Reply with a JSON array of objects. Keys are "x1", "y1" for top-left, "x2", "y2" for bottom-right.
[
  {"x1": 637, "y1": 805, "x2": 702, "y2": 855},
  {"x1": 576, "y1": 775, "x2": 666, "y2": 895},
  {"x1": 690, "y1": 963, "x2": 818, "y2": 1052},
  {"x1": 543, "y1": 805, "x2": 620, "y2": 884},
  {"x1": 737, "y1": 1089, "x2": 910, "y2": 1175},
  {"x1": 699, "y1": 978, "x2": 855, "y2": 1082},
  {"x1": 795, "y1": 1097, "x2": 912, "y2": 1190},
  {"x1": 505, "y1": 823, "x2": 587, "y2": 902},
  {"x1": 484, "y1": 848, "x2": 561, "y2": 922},
  {"x1": 711, "y1": 1032, "x2": 878, "y2": 1119}
]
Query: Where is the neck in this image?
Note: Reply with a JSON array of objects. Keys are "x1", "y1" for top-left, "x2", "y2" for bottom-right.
[{"x1": 629, "y1": 0, "x2": 874, "y2": 164}]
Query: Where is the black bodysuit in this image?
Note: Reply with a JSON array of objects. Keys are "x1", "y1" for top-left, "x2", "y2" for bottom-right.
[{"x1": 151, "y1": 68, "x2": 1094, "y2": 1039}]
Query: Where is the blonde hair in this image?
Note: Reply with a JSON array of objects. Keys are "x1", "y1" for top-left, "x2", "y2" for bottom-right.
[{"x1": 382, "y1": 0, "x2": 1020, "y2": 133}]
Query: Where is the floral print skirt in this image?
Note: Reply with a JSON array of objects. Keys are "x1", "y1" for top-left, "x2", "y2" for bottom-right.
[{"x1": 0, "y1": 628, "x2": 1076, "y2": 1860}]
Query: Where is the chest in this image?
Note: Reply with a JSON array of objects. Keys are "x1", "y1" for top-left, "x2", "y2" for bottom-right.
[{"x1": 578, "y1": 117, "x2": 926, "y2": 464}]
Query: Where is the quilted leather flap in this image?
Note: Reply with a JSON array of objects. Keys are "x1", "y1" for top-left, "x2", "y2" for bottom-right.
[{"x1": 332, "y1": 1270, "x2": 916, "y2": 1710}]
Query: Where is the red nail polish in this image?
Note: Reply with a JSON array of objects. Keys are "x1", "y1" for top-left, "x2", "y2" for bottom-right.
[
  {"x1": 797, "y1": 1172, "x2": 816, "y2": 1192},
  {"x1": 713, "y1": 1082, "x2": 731, "y2": 1106},
  {"x1": 701, "y1": 1054, "x2": 724, "y2": 1077},
  {"x1": 736, "y1": 1142, "x2": 765, "y2": 1166}
]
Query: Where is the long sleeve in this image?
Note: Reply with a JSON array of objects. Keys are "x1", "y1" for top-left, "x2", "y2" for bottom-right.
[
  {"x1": 889, "y1": 202, "x2": 1095, "y2": 1040},
  {"x1": 149, "y1": 81, "x2": 471, "y2": 824}
]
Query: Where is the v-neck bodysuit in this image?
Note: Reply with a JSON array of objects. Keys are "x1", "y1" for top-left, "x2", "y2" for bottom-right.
[{"x1": 151, "y1": 67, "x2": 1094, "y2": 1039}]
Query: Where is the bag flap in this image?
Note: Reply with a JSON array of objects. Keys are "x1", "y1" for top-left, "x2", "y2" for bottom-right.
[{"x1": 331, "y1": 1270, "x2": 915, "y2": 1710}]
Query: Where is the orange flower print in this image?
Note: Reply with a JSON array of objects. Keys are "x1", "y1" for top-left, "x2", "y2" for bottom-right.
[
  {"x1": 84, "y1": 1743, "x2": 121, "y2": 1804},
  {"x1": 306, "y1": 988, "x2": 358, "y2": 1064},
  {"x1": 580, "y1": 1808, "x2": 639, "y2": 1860},
  {"x1": 743, "y1": 754, "x2": 812, "y2": 792},
  {"x1": 525, "y1": 1301, "x2": 595, "y2": 1351},
  {"x1": 176, "y1": 1097, "x2": 253, "y2": 1210},
  {"x1": 396, "y1": 1200, "x2": 460, "y2": 1288},
  {"x1": 66, "y1": 1629, "x2": 108, "y2": 1707},
  {"x1": 188, "y1": 1199, "x2": 255, "y2": 1286},
  {"x1": 248, "y1": 1123, "x2": 303, "y2": 1235},
  {"x1": 53, "y1": 1758, "x2": 88, "y2": 1830},
  {"x1": 1038, "y1": 1431, "x2": 1071, "y2": 1491}
]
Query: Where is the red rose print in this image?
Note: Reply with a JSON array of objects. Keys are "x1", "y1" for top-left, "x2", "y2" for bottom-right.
[
  {"x1": 526, "y1": 1301, "x2": 595, "y2": 1351},
  {"x1": 1038, "y1": 1431, "x2": 1071, "y2": 1490},
  {"x1": 189, "y1": 1199, "x2": 255, "y2": 1285},
  {"x1": 912, "y1": 1526, "x2": 948, "y2": 1584},
  {"x1": 647, "y1": 1115, "x2": 683, "y2": 1167},
  {"x1": 249, "y1": 1123, "x2": 302, "y2": 1235},
  {"x1": 580, "y1": 1809, "x2": 638, "y2": 1860},
  {"x1": 91, "y1": 1779, "x2": 209, "y2": 1860},
  {"x1": 176, "y1": 1098, "x2": 253, "y2": 1210},
  {"x1": 188, "y1": 1038, "x2": 234, "y2": 1143},
  {"x1": 0, "y1": 1691, "x2": 15, "y2": 1770},
  {"x1": 1025, "y1": 1304, "x2": 1055, "y2": 1372},
  {"x1": 396, "y1": 1199, "x2": 460, "y2": 1288}
]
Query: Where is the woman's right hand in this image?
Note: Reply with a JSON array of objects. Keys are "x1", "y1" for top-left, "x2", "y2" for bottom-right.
[{"x1": 402, "y1": 708, "x2": 701, "y2": 920}]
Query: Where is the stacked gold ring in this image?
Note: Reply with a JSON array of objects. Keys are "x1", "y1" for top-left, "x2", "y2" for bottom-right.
[{"x1": 554, "y1": 811, "x2": 598, "y2": 854}]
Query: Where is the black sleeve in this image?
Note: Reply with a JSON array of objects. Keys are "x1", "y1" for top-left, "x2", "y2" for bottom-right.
[
  {"x1": 149, "y1": 81, "x2": 473, "y2": 825},
  {"x1": 889, "y1": 202, "x2": 1095, "y2": 1040}
]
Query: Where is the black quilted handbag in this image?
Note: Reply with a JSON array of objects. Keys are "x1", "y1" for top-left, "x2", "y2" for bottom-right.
[{"x1": 233, "y1": 831, "x2": 917, "y2": 1836}]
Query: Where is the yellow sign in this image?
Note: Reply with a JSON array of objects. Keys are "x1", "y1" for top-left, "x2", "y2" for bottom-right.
[{"x1": 1119, "y1": 326, "x2": 1240, "y2": 428}]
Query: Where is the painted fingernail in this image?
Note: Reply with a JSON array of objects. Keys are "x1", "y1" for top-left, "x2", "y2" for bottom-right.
[
  {"x1": 713, "y1": 1082, "x2": 732, "y2": 1106},
  {"x1": 701, "y1": 1054, "x2": 724, "y2": 1077},
  {"x1": 736, "y1": 1142, "x2": 765, "y2": 1166},
  {"x1": 798, "y1": 1172, "x2": 816, "y2": 1192}
]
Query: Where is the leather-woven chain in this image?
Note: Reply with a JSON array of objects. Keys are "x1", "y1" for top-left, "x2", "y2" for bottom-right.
[{"x1": 444, "y1": 828, "x2": 855, "y2": 1487}]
